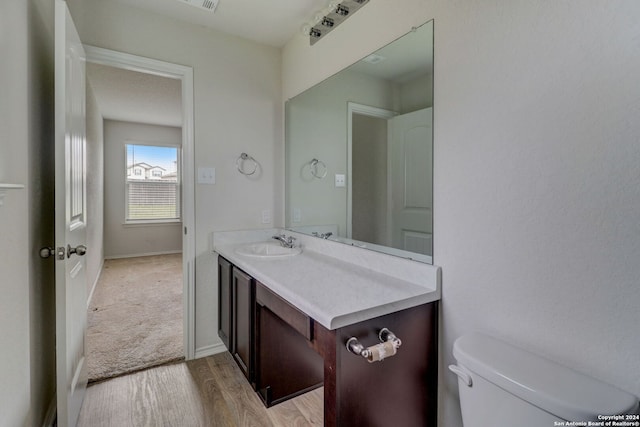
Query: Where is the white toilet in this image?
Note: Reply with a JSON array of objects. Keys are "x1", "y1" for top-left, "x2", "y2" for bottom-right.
[{"x1": 450, "y1": 332, "x2": 639, "y2": 427}]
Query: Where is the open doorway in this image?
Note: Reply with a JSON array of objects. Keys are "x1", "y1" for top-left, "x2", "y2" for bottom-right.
[
  {"x1": 84, "y1": 48, "x2": 195, "y2": 382},
  {"x1": 346, "y1": 103, "x2": 396, "y2": 244}
]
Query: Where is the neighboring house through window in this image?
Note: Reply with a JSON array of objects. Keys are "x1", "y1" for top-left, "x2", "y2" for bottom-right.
[{"x1": 125, "y1": 143, "x2": 181, "y2": 222}]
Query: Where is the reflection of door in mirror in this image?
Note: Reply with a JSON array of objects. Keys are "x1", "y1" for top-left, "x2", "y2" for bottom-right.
[
  {"x1": 389, "y1": 108, "x2": 433, "y2": 257},
  {"x1": 349, "y1": 106, "x2": 433, "y2": 257}
]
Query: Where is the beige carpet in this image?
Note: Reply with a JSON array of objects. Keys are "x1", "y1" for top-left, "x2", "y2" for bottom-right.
[{"x1": 87, "y1": 254, "x2": 184, "y2": 383}]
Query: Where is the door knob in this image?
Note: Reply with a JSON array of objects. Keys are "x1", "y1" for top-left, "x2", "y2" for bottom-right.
[
  {"x1": 40, "y1": 246, "x2": 65, "y2": 260},
  {"x1": 40, "y1": 247, "x2": 55, "y2": 259},
  {"x1": 67, "y1": 244, "x2": 87, "y2": 258}
]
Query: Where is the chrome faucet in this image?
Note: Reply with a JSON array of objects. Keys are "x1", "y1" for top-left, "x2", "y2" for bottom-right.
[
  {"x1": 312, "y1": 232, "x2": 333, "y2": 239},
  {"x1": 272, "y1": 234, "x2": 297, "y2": 248}
]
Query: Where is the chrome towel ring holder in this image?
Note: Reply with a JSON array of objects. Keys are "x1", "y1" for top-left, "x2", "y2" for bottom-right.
[
  {"x1": 309, "y1": 158, "x2": 327, "y2": 179},
  {"x1": 236, "y1": 153, "x2": 258, "y2": 176}
]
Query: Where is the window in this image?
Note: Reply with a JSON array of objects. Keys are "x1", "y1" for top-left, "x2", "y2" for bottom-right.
[{"x1": 126, "y1": 144, "x2": 180, "y2": 222}]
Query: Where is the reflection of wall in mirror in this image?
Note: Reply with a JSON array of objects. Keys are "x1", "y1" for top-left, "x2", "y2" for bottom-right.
[
  {"x1": 286, "y1": 69, "x2": 395, "y2": 234},
  {"x1": 286, "y1": 69, "x2": 433, "y2": 239},
  {"x1": 285, "y1": 21, "x2": 434, "y2": 262},
  {"x1": 398, "y1": 73, "x2": 433, "y2": 113}
]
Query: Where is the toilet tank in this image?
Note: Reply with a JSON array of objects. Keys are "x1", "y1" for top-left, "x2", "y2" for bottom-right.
[{"x1": 451, "y1": 333, "x2": 639, "y2": 427}]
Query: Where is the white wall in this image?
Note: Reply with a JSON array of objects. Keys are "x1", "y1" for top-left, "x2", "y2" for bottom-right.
[
  {"x1": 103, "y1": 119, "x2": 182, "y2": 258},
  {"x1": 86, "y1": 82, "x2": 104, "y2": 293},
  {"x1": 283, "y1": 1, "x2": 640, "y2": 425},
  {"x1": 0, "y1": 2, "x2": 32, "y2": 424},
  {"x1": 1, "y1": 0, "x2": 57, "y2": 425},
  {"x1": 66, "y1": 0, "x2": 282, "y2": 351}
]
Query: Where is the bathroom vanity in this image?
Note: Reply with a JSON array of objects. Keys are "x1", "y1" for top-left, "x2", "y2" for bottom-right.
[{"x1": 214, "y1": 230, "x2": 441, "y2": 426}]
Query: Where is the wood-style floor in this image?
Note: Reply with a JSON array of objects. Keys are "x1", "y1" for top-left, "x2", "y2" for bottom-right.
[{"x1": 77, "y1": 352, "x2": 323, "y2": 427}]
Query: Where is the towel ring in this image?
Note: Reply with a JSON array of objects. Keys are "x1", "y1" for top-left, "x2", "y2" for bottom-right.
[
  {"x1": 236, "y1": 153, "x2": 258, "y2": 176},
  {"x1": 310, "y1": 158, "x2": 327, "y2": 179}
]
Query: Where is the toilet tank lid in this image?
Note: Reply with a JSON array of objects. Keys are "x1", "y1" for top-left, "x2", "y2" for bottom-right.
[{"x1": 453, "y1": 332, "x2": 639, "y2": 421}]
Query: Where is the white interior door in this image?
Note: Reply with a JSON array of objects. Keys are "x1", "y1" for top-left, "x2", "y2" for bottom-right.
[
  {"x1": 55, "y1": 1, "x2": 88, "y2": 425},
  {"x1": 388, "y1": 108, "x2": 433, "y2": 256}
]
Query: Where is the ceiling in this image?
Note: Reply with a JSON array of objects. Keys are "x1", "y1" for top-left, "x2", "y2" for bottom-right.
[
  {"x1": 348, "y1": 22, "x2": 433, "y2": 83},
  {"x1": 107, "y1": 0, "x2": 325, "y2": 47},
  {"x1": 86, "y1": 0, "x2": 326, "y2": 127},
  {"x1": 87, "y1": 63, "x2": 183, "y2": 127},
  {"x1": 87, "y1": 2, "x2": 432, "y2": 127}
]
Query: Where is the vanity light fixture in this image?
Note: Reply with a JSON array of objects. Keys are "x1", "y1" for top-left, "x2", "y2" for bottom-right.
[
  {"x1": 335, "y1": 5, "x2": 349, "y2": 16},
  {"x1": 302, "y1": 0, "x2": 370, "y2": 45},
  {"x1": 321, "y1": 17, "x2": 335, "y2": 28},
  {"x1": 176, "y1": 0, "x2": 219, "y2": 13}
]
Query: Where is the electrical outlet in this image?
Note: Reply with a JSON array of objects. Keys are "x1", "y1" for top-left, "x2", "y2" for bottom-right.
[
  {"x1": 293, "y1": 208, "x2": 301, "y2": 223},
  {"x1": 197, "y1": 167, "x2": 215, "y2": 184},
  {"x1": 335, "y1": 174, "x2": 346, "y2": 188},
  {"x1": 261, "y1": 209, "x2": 271, "y2": 224}
]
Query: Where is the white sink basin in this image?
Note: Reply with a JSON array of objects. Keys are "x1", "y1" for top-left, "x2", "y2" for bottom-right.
[{"x1": 235, "y1": 242, "x2": 302, "y2": 258}]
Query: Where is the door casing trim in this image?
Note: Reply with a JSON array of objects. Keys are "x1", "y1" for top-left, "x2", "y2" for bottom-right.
[{"x1": 84, "y1": 45, "x2": 196, "y2": 360}]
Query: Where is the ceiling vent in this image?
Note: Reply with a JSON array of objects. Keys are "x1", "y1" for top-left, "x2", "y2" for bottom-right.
[
  {"x1": 178, "y1": 0, "x2": 219, "y2": 13},
  {"x1": 362, "y1": 54, "x2": 386, "y2": 65}
]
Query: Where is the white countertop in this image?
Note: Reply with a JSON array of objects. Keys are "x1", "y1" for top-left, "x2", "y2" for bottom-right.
[{"x1": 213, "y1": 230, "x2": 441, "y2": 330}]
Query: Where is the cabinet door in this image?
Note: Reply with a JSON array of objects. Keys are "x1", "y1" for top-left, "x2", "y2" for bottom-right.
[
  {"x1": 232, "y1": 267, "x2": 255, "y2": 384},
  {"x1": 331, "y1": 302, "x2": 438, "y2": 426},
  {"x1": 217, "y1": 256, "x2": 232, "y2": 350}
]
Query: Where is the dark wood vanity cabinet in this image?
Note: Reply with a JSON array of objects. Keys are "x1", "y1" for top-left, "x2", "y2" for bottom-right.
[
  {"x1": 217, "y1": 256, "x2": 232, "y2": 351},
  {"x1": 254, "y1": 282, "x2": 324, "y2": 407},
  {"x1": 314, "y1": 302, "x2": 439, "y2": 427},
  {"x1": 217, "y1": 254, "x2": 438, "y2": 426},
  {"x1": 217, "y1": 256, "x2": 256, "y2": 385},
  {"x1": 231, "y1": 266, "x2": 255, "y2": 384},
  {"x1": 218, "y1": 254, "x2": 322, "y2": 401}
]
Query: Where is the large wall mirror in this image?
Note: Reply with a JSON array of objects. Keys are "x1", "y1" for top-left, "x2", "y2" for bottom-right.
[{"x1": 285, "y1": 20, "x2": 434, "y2": 263}]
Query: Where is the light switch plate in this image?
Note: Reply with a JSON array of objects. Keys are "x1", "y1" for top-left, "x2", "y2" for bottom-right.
[
  {"x1": 335, "y1": 174, "x2": 346, "y2": 188},
  {"x1": 197, "y1": 167, "x2": 215, "y2": 184},
  {"x1": 293, "y1": 208, "x2": 301, "y2": 223}
]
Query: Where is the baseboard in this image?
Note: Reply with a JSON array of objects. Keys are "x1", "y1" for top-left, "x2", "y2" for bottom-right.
[
  {"x1": 86, "y1": 259, "x2": 104, "y2": 308},
  {"x1": 194, "y1": 342, "x2": 227, "y2": 359},
  {"x1": 105, "y1": 250, "x2": 182, "y2": 260},
  {"x1": 42, "y1": 394, "x2": 56, "y2": 427}
]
